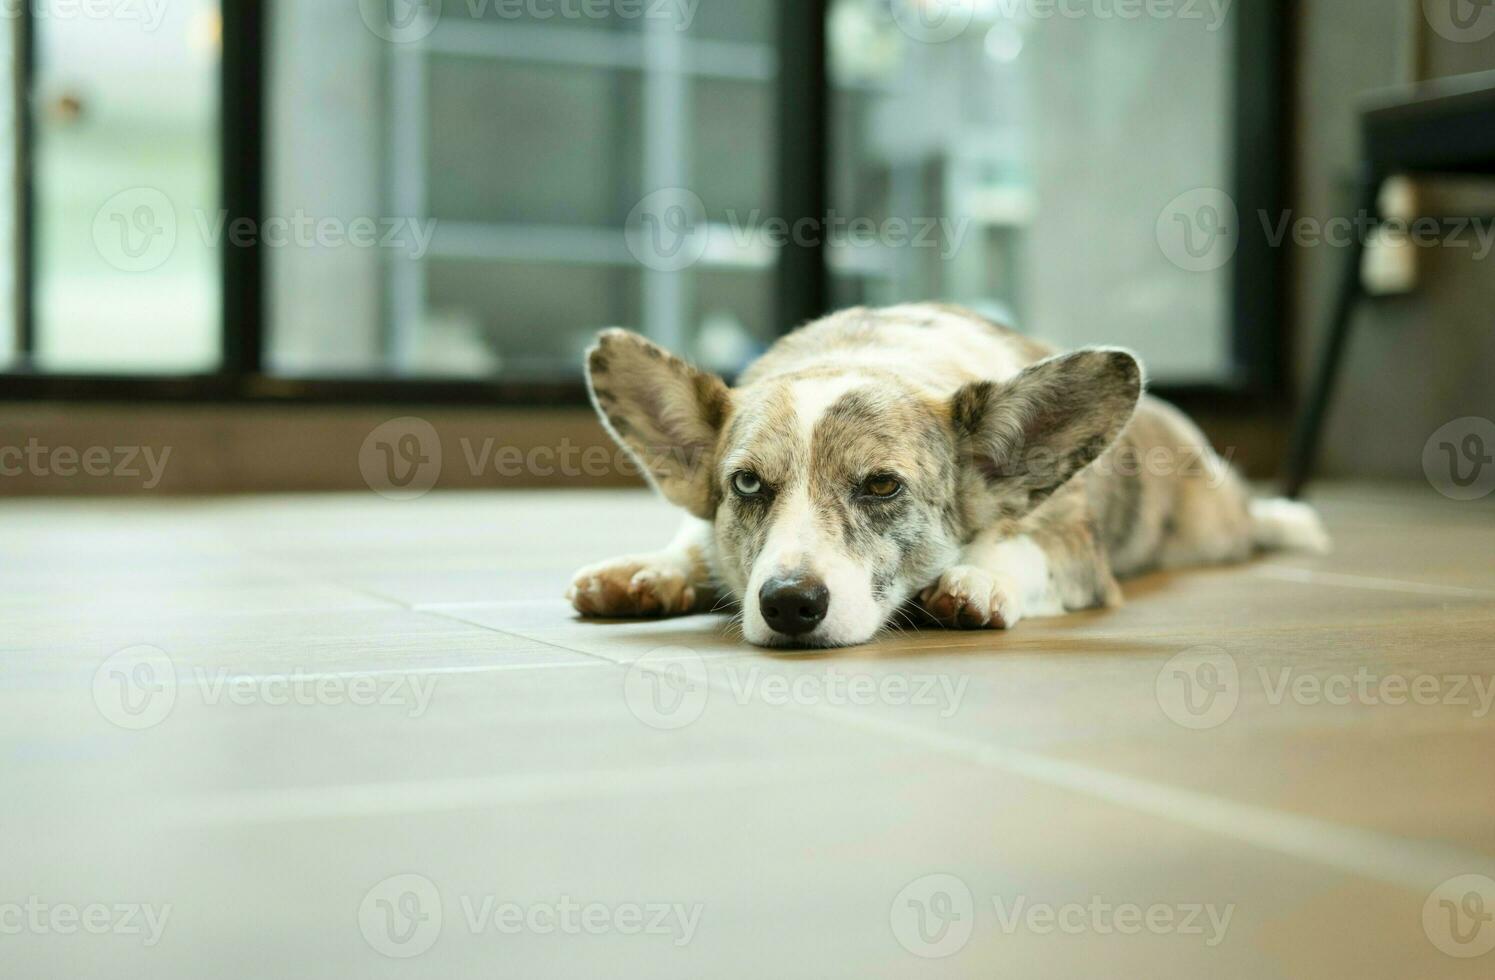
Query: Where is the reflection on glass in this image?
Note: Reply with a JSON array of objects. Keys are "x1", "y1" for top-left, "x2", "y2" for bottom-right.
[
  {"x1": 829, "y1": 0, "x2": 1233, "y2": 383},
  {"x1": 270, "y1": 0, "x2": 777, "y2": 380},
  {"x1": 33, "y1": 0, "x2": 221, "y2": 373}
]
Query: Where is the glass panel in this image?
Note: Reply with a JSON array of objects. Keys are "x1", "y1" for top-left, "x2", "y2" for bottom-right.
[
  {"x1": 828, "y1": 0, "x2": 1234, "y2": 383},
  {"x1": 0, "y1": 17, "x2": 16, "y2": 368},
  {"x1": 269, "y1": 0, "x2": 776, "y2": 380},
  {"x1": 32, "y1": 1, "x2": 220, "y2": 373}
]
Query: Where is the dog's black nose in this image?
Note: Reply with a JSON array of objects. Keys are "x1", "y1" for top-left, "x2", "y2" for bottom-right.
[{"x1": 758, "y1": 575, "x2": 830, "y2": 636}]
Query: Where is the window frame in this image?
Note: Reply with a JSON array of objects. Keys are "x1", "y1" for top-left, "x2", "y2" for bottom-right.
[{"x1": 0, "y1": 0, "x2": 1291, "y2": 410}]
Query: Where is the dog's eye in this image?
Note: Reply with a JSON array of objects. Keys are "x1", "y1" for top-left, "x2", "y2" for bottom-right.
[
  {"x1": 859, "y1": 475, "x2": 903, "y2": 500},
  {"x1": 732, "y1": 471, "x2": 767, "y2": 497}
]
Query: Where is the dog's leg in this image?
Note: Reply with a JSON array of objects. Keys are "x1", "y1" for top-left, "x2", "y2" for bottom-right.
[
  {"x1": 568, "y1": 516, "x2": 718, "y2": 618},
  {"x1": 919, "y1": 519, "x2": 1121, "y2": 631}
]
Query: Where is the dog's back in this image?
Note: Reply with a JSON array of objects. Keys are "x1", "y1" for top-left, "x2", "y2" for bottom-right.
[
  {"x1": 749, "y1": 302, "x2": 1327, "y2": 579},
  {"x1": 572, "y1": 302, "x2": 1328, "y2": 647}
]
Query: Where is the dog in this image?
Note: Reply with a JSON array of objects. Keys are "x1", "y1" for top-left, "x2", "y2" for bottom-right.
[{"x1": 567, "y1": 303, "x2": 1329, "y2": 648}]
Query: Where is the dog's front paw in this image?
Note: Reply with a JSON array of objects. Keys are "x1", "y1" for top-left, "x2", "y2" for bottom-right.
[
  {"x1": 919, "y1": 565, "x2": 1024, "y2": 630},
  {"x1": 567, "y1": 554, "x2": 700, "y2": 618}
]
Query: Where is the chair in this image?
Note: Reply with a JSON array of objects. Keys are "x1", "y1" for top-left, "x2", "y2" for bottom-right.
[{"x1": 1283, "y1": 70, "x2": 1495, "y2": 499}]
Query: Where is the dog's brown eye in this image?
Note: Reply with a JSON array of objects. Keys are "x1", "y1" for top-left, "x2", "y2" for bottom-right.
[
  {"x1": 732, "y1": 471, "x2": 766, "y2": 497},
  {"x1": 861, "y1": 475, "x2": 902, "y2": 499}
]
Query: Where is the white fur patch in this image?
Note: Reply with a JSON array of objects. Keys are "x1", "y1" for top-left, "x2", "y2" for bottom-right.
[
  {"x1": 1250, "y1": 498, "x2": 1332, "y2": 555},
  {"x1": 789, "y1": 375, "x2": 867, "y2": 444},
  {"x1": 739, "y1": 378, "x2": 888, "y2": 647},
  {"x1": 741, "y1": 484, "x2": 884, "y2": 648},
  {"x1": 960, "y1": 533, "x2": 1066, "y2": 621}
]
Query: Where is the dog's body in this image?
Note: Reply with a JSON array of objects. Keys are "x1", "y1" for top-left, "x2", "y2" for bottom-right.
[{"x1": 569, "y1": 303, "x2": 1328, "y2": 648}]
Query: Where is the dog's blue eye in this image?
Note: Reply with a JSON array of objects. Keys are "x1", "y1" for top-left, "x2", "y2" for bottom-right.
[{"x1": 732, "y1": 471, "x2": 766, "y2": 497}]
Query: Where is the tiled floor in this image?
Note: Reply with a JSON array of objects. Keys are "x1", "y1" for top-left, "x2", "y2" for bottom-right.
[{"x1": 3, "y1": 484, "x2": 1494, "y2": 978}]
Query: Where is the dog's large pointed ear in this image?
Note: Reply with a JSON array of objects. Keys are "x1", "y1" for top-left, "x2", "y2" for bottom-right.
[
  {"x1": 586, "y1": 329, "x2": 731, "y2": 519},
  {"x1": 951, "y1": 348, "x2": 1142, "y2": 521}
]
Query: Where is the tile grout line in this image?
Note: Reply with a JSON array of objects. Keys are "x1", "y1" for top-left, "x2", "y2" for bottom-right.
[
  {"x1": 414, "y1": 606, "x2": 633, "y2": 669},
  {"x1": 302, "y1": 572, "x2": 643, "y2": 669},
  {"x1": 217, "y1": 555, "x2": 1494, "y2": 890},
  {"x1": 1253, "y1": 564, "x2": 1495, "y2": 599},
  {"x1": 789, "y1": 701, "x2": 1495, "y2": 895}
]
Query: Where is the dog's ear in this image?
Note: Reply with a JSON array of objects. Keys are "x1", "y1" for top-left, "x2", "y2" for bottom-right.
[
  {"x1": 951, "y1": 348, "x2": 1142, "y2": 521},
  {"x1": 586, "y1": 329, "x2": 731, "y2": 519}
]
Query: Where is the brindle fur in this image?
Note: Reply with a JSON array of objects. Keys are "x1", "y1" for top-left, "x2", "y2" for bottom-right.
[{"x1": 571, "y1": 303, "x2": 1299, "y2": 646}]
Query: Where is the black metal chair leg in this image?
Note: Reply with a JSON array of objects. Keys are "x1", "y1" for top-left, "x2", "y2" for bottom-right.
[{"x1": 1282, "y1": 174, "x2": 1383, "y2": 500}]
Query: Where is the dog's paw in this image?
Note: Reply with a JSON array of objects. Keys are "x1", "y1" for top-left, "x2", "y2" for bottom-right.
[
  {"x1": 919, "y1": 565, "x2": 1024, "y2": 630},
  {"x1": 567, "y1": 554, "x2": 700, "y2": 618}
]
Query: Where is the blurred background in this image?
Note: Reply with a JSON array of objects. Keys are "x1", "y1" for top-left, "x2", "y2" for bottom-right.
[{"x1": 1, "y1": 0, "x2": 1493, "y2": 493}]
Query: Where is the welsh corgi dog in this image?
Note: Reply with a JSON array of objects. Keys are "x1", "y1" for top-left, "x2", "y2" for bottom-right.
[{"x1": 568, "y1": 303, "x2": 1328, "y2": 648}]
